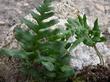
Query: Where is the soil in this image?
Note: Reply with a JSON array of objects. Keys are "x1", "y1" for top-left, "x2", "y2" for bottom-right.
[{"x1": 73, "y1": 65, "x2": 110, "y2": 82}]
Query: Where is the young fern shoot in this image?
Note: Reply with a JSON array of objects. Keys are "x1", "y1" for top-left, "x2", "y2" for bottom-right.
[{"x1": 66, "y1": 15, "x2": 106, "y2": 65}]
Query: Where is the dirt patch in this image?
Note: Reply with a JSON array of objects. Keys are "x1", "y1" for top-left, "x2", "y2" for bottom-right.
[{"x1": 74, "y1": 65, "x2": 110, "y2": 82}]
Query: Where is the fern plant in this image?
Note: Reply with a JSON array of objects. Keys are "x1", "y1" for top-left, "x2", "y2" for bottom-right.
[
  {"x1": 66, "y1": 15, "x2": 106, "y2": 65},
  {"x1": 0, "y1": 0, "x2": 74, "y2": 82}
]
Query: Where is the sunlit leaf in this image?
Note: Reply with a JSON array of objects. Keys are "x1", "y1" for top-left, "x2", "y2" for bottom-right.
[{"x1": 42, "y1": 61, "x2": 55, "y2": 71}]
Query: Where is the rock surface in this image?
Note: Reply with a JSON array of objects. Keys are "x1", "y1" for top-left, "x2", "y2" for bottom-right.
[
  {"x1": 0, "y1": 0, "x2": 42, "y2": 44},
  {"x1": 53, "y1": 0, "x2": 110, "y2": 69}
]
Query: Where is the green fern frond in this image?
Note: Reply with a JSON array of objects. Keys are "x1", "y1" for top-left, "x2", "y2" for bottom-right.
[{"x1": 0, "y1": 0, "x2": 74, "y2": 82}]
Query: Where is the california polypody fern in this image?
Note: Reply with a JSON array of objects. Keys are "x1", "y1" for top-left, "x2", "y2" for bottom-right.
[{"x1": 0, "y1": 0, "x2": 74, "y2": 82}]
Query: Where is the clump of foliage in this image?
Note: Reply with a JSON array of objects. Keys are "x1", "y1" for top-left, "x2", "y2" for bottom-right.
[
  {"x1": 0, "y1": 0, "x2": 74, "y2": 82},
  {"x1": 66, "y1": 15, "x2": 106, "y2": 65}
]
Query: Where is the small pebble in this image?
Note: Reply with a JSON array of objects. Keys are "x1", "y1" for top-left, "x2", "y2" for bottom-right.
[{"x1": 0, "y1": 21, "x2": 5, "y2": 26}]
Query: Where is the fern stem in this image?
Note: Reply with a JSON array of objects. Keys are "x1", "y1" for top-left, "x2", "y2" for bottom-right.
[{"x1": 93, "y1": 45, "x2": 104, "y2": 65}]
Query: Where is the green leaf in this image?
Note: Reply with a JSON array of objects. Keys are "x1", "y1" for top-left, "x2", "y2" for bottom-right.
[
  {"x1": 65, "y1": 23, "x2": 72, "y2": 29},
  {"x1": 99, "y1": 37, "x2": 106, "y2": 42},
  {"x1": 15, "y1": 28, "x2": 36, "y2": 51},
  {"x1": 38, "y1": 28, "x2": 60, "y2": 40},
  {"x1": 41, "y1": 61, "x2": 55, "y2": 71},
  {"x1": 83, "y1": 37, "x2": 95, "y2": 46},
  {"x1": 65, "y1": 43, "x2": 71, "y2": 49},
  {"x1": 46, "y1": 72, "x2": 56, "y2": 78},
  {"x1": 44, "y1": 19, "x2": 58, "y2": 27},
  {"x1": 61, "y1": 55, "x2": 71, "y2": 64},
  {"x1": 41, "y1": 56, "x2": 56, "y2": 63},
  {"x1": 71, "y1": 38, "x2": 83, "y2": 49},
  {"x1": 61, "y1": 65, "x2": 73, "y2": 72},
  {"x1": 83, "y1": 14, "x2": 89, "y2": 29},
  {"x1": 36, "y1": 5, "x2": 45, "y2": 15},
  {"x1": 78, "y1": 15, "x2": 83, "y2": 25},
  {"x1": 42, "y1": 12, "x2": 54, "y2": 20},
  {"x1": 61, "y1": 65, "x2": 74, "y2": 77},
  {"x1": 39, "y1": 41, "x2": 66, "y2": 55},
  {"x1": 0, "y1": 49, "x2": 31, "y2": 58},
  {"x1": 15, "y1": 28, "x2": 34, "y2": 42},
  {"x1": 67, "y1": 18, "x2": 80, "y2": 27},
  {"x1": 31, "y1": 12, "x2": 54, "y2": 24},
  {"x1": 36, "y1": 19, "x2": 58, "y2": 30},
  {"x1": 21, "y1": 18, "x2": 38, "y2": 32},
  {"x1": 31, "y1": 11, "x2": 41, "y2": 23},
  {"x1": 92, "y1": 18, "x2": 100, "y2": 37},
  {"x1": 36, "y1": 3, "x2": 53, "y2": 15},
  {"x1": 92, "y1": 36, "x2": 106, "y2": 42}
]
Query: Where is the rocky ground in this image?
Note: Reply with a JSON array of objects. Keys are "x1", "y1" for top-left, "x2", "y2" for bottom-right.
[
  {"x1": 0, "y1": 0, "x2": 42, "y2": 43},
  {"x1": 0, "y1": 0, "x2": 110, "y2": 82}
]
